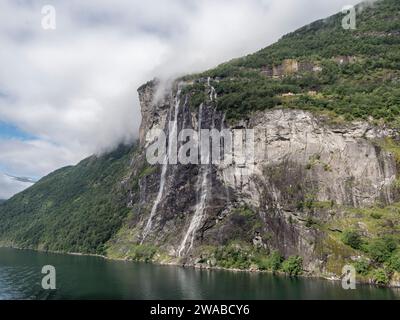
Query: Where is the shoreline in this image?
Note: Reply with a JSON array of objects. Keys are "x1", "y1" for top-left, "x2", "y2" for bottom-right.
[{"x1": 1, "y1": 244, "x2": 398, "y2": 289}]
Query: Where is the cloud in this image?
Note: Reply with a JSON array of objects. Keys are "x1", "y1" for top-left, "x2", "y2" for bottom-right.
[
  {"x1": 0, "y1": 138, "x2": 80, "y2": 178},
  {"x1": 0, "y1": 0, "x2": 363, "y2": 198}
]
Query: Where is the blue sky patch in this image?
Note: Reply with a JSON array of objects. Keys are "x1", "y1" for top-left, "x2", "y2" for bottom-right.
[{"x1": 0, "y1": 121, "x2": 35, "y2": 140}]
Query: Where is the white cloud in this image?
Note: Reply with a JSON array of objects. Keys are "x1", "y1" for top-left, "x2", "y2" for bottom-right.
[
  {"x1": 0, "y1": 0, "x2": 362, "y2": 198},
  {"x1": 0, "y1": 138, "x2": 79, "y2": 178}
]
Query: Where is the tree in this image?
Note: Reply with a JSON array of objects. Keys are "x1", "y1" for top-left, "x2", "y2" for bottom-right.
[
  {"x1": 366, "y1": 238, "x2": 395, "y2": 263},
  {"x1": 387, "y1": 251, "x2": 400, "y2": 272},
  {"x1": 282, "y1": 256, "x2": 303, "y2": 276},
  {"x1": 342, "y1": 230, "x2": 362, "y2": 250},
  {"x1": 371, "y1": 269, "x2": 389, "y2": 286},
  {"x1": 354, "y1": 259, "x2": 370, "y2": 276}
]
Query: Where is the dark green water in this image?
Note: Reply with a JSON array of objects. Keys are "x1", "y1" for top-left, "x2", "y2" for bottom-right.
[{"x1": 0, "y1": 247, "x2": 399, "y2": 300}]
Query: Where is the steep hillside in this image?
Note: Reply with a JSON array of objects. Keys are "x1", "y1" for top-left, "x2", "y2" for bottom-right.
[
  {"x1": 182, "y1": 0, "x2": 400, "y2": 122},
  {"x1": 0, "y1": 144, "x2": 136, "y2": 254}
]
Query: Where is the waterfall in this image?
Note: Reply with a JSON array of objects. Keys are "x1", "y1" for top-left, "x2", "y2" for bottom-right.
[
  {"x1": 178, "y1": 79, "x2": 216, "y2": 257},
  {"x1": 178, "y1": 104, "x2": 210, "y2": 257},
  {"x1": 141, "y1": 89, "x2": 181, "y2": 243},
  {"x1": 178, "y1": 164, "x2": 209, "y2": 257},
  {"x1": 207, "y1": 77, "x2": 217, "y2": 101}
]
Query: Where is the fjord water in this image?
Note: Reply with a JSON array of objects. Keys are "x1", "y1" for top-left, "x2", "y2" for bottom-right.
[{"x1": 0, "y1": 247, "x2": 399, "y2": 300}]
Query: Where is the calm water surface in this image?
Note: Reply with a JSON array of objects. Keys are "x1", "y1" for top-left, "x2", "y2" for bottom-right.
[{"x1": 0, "y1": 247, "x2": 399, "y2": 300}]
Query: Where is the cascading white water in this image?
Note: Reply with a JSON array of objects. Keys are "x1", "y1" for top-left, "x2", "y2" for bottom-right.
[
  {"x1": 178, "y1": 103, "x2": 208, "y2": 256},
  {"x1": 178, "y1": 164, "x2": 209, "y2": 257},
  {"x1": 141, "y1": 89, "x2": 181, "y2": 244},
  {"x1": 178, "y1": 79, "x2": 216, "y2": 257},
  {"x1": 207, "y1": 77, "x2": 217, "y2": 101}
]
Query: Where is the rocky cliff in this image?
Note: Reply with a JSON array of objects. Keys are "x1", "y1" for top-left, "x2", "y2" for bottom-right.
[
  {"x1": 106, "y1": 77, "x2": 400, "y2": 283},
  {"x1": 105, "y1": 1, "x2": 400, "y2": 285}
]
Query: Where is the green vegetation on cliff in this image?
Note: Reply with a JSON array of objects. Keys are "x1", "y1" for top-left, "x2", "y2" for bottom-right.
[
  {"x1": 210, "y1": 242, "x2": 303, "y2": 275},
  {"x1": 323, "y1": 201, "x2": 400, "y2": 284},
  {"x1": 0, "y1": 144, "x2": 137, "y2": 255},
  {"x1": 182, "y1": 0, "x2": 400, "y2": 123}
]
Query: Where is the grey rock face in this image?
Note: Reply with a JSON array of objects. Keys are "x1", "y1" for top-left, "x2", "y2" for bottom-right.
[{"x1": 130, "y1": 81, "x2": 398, "y2": 272}]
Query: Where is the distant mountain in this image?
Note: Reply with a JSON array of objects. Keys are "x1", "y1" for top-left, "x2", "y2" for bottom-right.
[
  {"x1": 0, "y1": 172, "x2": 35, "y2": 200},
  {"x1": 5, "y1": 174, "x2": 37, "y2": 184}
]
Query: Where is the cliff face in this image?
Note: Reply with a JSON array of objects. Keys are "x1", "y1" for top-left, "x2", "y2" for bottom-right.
[
  {"x1": 109, "y1": 1, "x2": 400, "y2": 281},
  {"x1": 107, "y1": 79, "x2": 399, "y2": 278}
]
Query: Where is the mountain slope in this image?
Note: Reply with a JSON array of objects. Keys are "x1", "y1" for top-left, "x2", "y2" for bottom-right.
[
  {"x1": 0, "y1": 144, "x2": 136, "y2": 254},
  {"x1": 182, "y1": 0, "x2": 400, "y2": 122}
]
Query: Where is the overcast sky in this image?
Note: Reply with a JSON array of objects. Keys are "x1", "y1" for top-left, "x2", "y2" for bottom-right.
[{"x1": 0, "y1": 0, "x2": 363, "y2": 199}]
